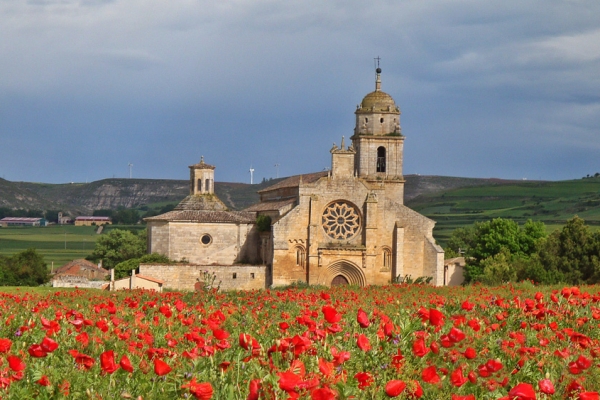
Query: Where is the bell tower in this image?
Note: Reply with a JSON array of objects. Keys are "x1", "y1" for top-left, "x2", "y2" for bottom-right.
[
  {"x1": 351, "y1": 65, "x2": 405, "y2": 187},
  {"x1": 189, "y1": 156, "x2": 215, "y2": 195}
]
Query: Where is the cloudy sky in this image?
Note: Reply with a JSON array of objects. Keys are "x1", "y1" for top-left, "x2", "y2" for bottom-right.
[{"x1": 1, "y1": 0, "x2": 599, "y2": 184}]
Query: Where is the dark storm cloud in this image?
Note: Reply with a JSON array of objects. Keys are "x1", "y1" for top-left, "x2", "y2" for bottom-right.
[{"x1": 0, "y1": 0, "x2": 599, "y2": 183}]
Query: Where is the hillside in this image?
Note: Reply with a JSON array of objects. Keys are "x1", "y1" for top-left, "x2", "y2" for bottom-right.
[
  {"x1": 406, "y1": 177, "x2": 600, "y2": 244},
  {"x1": 6, "y1": 175, "x2": 503, "y2": 214}
]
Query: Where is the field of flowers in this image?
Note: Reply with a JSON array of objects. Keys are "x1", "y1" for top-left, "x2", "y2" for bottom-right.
[{"x1": 0, "y1": 283, "x2": 599, "y2": 399}]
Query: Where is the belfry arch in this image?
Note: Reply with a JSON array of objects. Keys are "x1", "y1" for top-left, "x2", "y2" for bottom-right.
[{"x1": 317, "y1": 260, "x2": 366, "y2": 287}]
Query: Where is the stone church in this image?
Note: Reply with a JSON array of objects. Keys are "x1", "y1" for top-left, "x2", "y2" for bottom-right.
[{"x1": 142, "y1": 68, "x2": 444, "y2": 290}]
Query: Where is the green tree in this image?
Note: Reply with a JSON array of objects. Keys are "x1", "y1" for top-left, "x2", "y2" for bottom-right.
[
  {"x1": 537, "y1": 216, "x2": 600, "y2": 284},
  {"x1": 87, "y1": 229, "x2": 146, "y2": 270},
  {"x1": 0, "y1": 249, "x2": 50, "y2": 286},
  {"x1": 113, "y1": 253, "x2": 171, "y2": 280},
  {"x1": 479, "y1": 248, "x2": 517, "y2": 286},
  {"x1": 457, "y1": 218, "x2": 546, "y2": 283}
]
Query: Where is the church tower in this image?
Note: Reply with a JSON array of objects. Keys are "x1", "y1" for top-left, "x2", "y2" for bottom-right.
[{"x1": 351, "y1": 66, "x2": 405, "y2": 191}]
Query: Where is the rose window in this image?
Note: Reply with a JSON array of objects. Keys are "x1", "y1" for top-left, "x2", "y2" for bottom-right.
[{"x1": 322, "y1": 201, "x2": 361, "y2": 240}]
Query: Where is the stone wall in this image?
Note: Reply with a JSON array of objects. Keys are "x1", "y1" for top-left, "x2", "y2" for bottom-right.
[
  {"x1": 139, "y1": 263, "x2": 267, "y2": 291},
  {"x1": 52, "y1": 275, "x2": 106, "y2": 289}
]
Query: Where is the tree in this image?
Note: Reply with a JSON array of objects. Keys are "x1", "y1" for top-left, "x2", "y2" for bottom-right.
[
  {"x1": 87, "y1": 229, "x2": 146, "y2": 270},
  {"x1": 113, "y1": 253, "x2": 171, "y2": 280},
  {"x1": 0, "y1": 249, "x2": 50, "y2": 286},
  {"x1": 454, "y1": 218, "x2": 546, "y2": 283},
  {"x1": 537, "y1": 216, "x2": 600, "y2": 284},
  {"x1": 45, "y1": 210, "x2": 60, "y2": 223}
]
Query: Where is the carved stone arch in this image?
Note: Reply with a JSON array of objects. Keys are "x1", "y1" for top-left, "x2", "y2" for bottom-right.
[
  {"x1": 381, "y1": 246, "x2": 392, "y2": 271},
  {"x1": 317, "y1": 260, "x2": 366, "y2": 287},
  {"x1": 293, "y1": 245, "x2": 306, "y2": 269}
]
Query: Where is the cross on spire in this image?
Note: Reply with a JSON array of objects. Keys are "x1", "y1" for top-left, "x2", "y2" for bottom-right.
[{"x1": 374, "y1": 56, "x2": 381, "y2": 69}]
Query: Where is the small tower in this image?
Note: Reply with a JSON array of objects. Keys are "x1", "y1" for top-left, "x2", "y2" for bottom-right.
[
  {"x1": 189, "y1": 156, "x2": 215, "y2": 195},
  {"x1": 351, "y1": 65, "x2": 405, "y2": 185}
]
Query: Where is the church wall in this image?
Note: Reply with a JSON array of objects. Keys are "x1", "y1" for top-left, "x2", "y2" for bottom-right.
[
  {"x1": 352, "y1": 137, "x2": 404, "y2": 183},
  {"x1": 158, "y1": 222, "x2": 258, "y2": 265},
  {"x1": 139, "y1": 264, "x2": 267, "y2": 291},
  {"x1": 271, "y1": 197, "x2": 310, "y2": 286},
  {"x1": 147, "y1": 221, "x2": 170, "y2": 256}
]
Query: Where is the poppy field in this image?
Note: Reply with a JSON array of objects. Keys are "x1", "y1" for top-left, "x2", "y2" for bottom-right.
[{"x1": 0, "y1": 284, "x2": 599, "y2": 399}]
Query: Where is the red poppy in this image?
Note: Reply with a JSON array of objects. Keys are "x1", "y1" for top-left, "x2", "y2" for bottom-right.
[
  {"x1": 322, "y1": 305, "x2": 342, "y2": 323},
  {"x1": 239, "y1": 333, "x2": 260, "y2": 351},
  {"x1": 36, "y1": 375, "x2": 50, "y2": 386},
  {"x1": 41, "y1": 337, "x2": 59, "y2": 353},
  {"x1": 450, "y1": 367, "x2": 468, "y2": 387},
  {"x1": 508, "y1": 383, "x2": 536, "y2": 400},
  {"x1": 28, "y1": 344, "x2": 47, "y2": 358},
  {"x1": 311, "y1": 386, "x2": 337, "y2": 400},
  {"x1": 318, "y1": 358, "x2": 334, "y2": 377},
  {"x1": 408, "y1": 381, "x2": 423, "y2": 398},
  {"x1": 452, "y1": 395, "x2": 475, "y2": 400},
  {"x1": 120, "y1": 355, "x2": 134, "y2": 373},
  {"x1": 579, "y1": 393, "x2": 600, "y2": 400},
  {"x1": 412, "y1": 338, "x2": 430, "y2": 357},
  {"x1": 422, "y1": 366, "x2": 440, "y2": 384},
  {"x1": 357, "y1": 308, "x2": 370, "y2": 328},
  {"x1": 247, "y1": 379, "x2": 261, "y2": 400},
  {"x1": 182, "y1": 378, "x2": 213, "y2": 400},
  {"x1": 0, "y1": 338, "x2": 12, "y2": 353},
  {"x1": 100, "y1": 350, "x2": 119, "y2": 374},
  {"x1": 357, "y1": 334, "x2": 371, "y2": 351},
  {"x1": 153, "y1": 358, "x2": 172, "y2": 376},
  {"x1": 464, "y1": 347, "x2": 477, "y2": 359},
  {"x1": 429, "y1": 309, "x2": 445, "y2": 326},
  {"x1": 385, "y1": 380, "x2": 406, "y2": 397},
  {"x1": 354, "y1": 372, "x2": 373, "y2": 389},
  {"x1": 448, "y1": 327, "x2": 466, "y2": 343},
  {"x1": 538, "y1": 378, "x2": 555, "y2": 395},
  {"x1": 7, "y1": 355, "x2": 25, "y2": 372}
]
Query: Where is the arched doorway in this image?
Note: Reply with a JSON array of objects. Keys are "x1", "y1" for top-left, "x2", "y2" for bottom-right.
[
  {"x1": 320, "y1": 260, "x2": 366, "y2": 287},
  {"x1": 331, "y1": 275, "x2": 349, "y2": 286}
]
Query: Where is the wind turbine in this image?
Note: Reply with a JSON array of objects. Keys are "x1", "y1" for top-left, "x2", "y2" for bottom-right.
[
  {"x1": 274, "y1": 163, "x2": 280, "y2": 179},
  {"x1": 249, "y1": 165, "x2": 255, "y2": 185},
  {"x1": 128, "y1": 163, "x2": 133, "y2": 179}
]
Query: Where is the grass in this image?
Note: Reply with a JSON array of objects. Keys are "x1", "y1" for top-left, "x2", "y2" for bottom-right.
[{"x1": 0, "y1": 225, "x2": 100, "y2": 269}]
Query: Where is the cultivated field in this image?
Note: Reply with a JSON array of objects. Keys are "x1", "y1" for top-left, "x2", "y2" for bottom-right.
[
  {"x1": 0, "y1": 226, "x2": 99, "y2": 269},
  {"x1": 407, "y1": 177, "x2": 600, "y2": 245},
  {"x1": 0, "y1": 283, "x2": 597, "y2": 398}
]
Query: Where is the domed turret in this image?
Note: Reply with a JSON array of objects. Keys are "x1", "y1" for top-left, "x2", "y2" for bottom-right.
[{"x1": 354, "y1": 68, "x2": 401, "y2": 136}]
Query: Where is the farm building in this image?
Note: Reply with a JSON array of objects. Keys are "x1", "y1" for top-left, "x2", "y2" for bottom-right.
[
  {"x1": 52, "y1": 259, "x2": 109, "y2": 289},
  {"x1": 0, "y1": 217, "x2": 48, "y2": 227},
  {"x1": 74, "y1": 216, "x2": 112, "y2": 226}
]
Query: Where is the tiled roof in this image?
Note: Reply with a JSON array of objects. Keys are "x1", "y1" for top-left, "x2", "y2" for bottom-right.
[
  {"x1": 75, "y1": 216, "x2": 111, "y2": 221},
  {"x1": 257, "y1": 171, "x2": 328, "y2": 194},
  {"x1": 174, "y1": 194, "x2": 227, "y2": 211},
  {"x1": 144, "y1": 210, "x2": 256, "y2": 223},
  {"x1": 54, "y1": 259, "x2": 108, "y2": 276},
  {"x1": 0, "y1": 217, "x2": 43, "y2": 222},
  {"x1": 244, "y1": 198, "x2": 297, "y2": 212}
]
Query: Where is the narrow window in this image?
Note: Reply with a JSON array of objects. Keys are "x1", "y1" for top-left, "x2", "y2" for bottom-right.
[
  {"x1": 233, "y1": 273, "x2": 237, "y2": 279},
  {"x1": 296, "y1": 247, "x2": 305, "y2": 269},
  {"x1": 197, "y1": 179, "x2": 202, "y2": 193},
  {"x1": 365, "y1": 117, "x2": 368, "y2": 123},
  {"x1": 250, "y1": 273, "x2": 255, "y2": 279},
  {"x1": 376, "y1": 146, "x2": 386, "y2": 173},
  {"x1": 380, "y1": 118, "x2": 384, "y2": 123},
  {"x1": 383, "y1": 248, "x2": 392, "y2": 270},
  {"x1": 205, "y1": 179, "x2": 210, "y2": 193}
]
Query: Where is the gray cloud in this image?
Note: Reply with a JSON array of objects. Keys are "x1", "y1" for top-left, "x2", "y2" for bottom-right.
[{"x1": 1, "y1": 0, "x2": 600, "y2": 183}]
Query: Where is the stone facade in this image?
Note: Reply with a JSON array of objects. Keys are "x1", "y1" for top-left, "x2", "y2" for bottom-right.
[{"x1": 144, "y1": 67, "x2": 444, "y2": 290}]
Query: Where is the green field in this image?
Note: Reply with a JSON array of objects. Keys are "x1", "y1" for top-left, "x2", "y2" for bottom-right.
[
  {"x1": 0, "y1": 225, "x2": 99, "y2": 269},
  {"x1": 407, "y1": 177, "x2": 600, "y2": 245}
]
